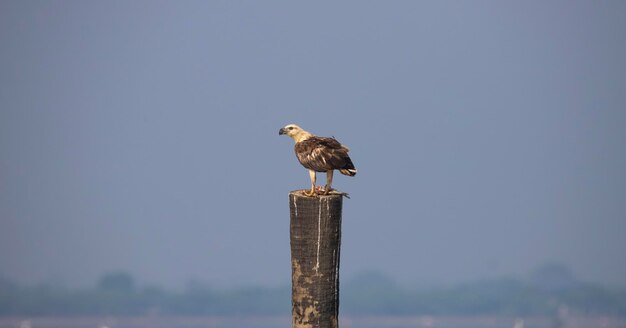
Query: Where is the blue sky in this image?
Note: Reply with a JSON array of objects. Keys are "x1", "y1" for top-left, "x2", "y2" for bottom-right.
[{"x1": 1, "y1": 1, "x2": 625, "y2": 289}]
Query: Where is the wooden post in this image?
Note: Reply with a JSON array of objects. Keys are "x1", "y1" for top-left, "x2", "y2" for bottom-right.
[{"x1": 289, "y1": 191, "x2": 343, "y2": 328}]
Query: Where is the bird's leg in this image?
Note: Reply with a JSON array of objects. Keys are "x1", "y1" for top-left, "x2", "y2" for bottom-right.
[
  {"x1": 323, "y1": 170, "x2": 334, "y2": 195},
  {"x1": 303, "y1": 169, "x2": 317, "y2": 197}
]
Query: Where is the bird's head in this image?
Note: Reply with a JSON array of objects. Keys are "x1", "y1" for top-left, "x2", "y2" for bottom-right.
[{"x1": 279, "y1": 124, "x2": 312, "y2": 142}]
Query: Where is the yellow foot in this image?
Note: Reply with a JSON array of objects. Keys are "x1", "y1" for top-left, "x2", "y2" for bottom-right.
[
  {"x1": 303, "y1": 189, "x2": 318, "y2": 197},
  {"x1": 321, "y1": 186, "x2": 333, "y2": 195}
]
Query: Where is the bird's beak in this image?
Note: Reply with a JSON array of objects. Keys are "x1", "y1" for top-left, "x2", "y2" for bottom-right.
[{"x1": 279, "y1": 128, "x2": 286, "y2": 135}]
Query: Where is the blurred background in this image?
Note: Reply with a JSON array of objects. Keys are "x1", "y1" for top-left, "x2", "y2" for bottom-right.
[{"x1": 1, "y1": 0, "x2": 625, "y2": 326}]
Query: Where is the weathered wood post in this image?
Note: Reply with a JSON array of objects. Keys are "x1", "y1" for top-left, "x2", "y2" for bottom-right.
[{"x1": 289, "y1": 191, "x2": 343, "y2": 328}]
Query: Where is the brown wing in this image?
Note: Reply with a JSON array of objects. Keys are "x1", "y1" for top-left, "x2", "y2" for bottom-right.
[{"x1": 294, "y1": 137, "x2": 355, "y2": 172}]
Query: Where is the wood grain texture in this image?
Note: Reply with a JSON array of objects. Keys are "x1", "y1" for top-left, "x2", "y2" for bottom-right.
[{"x1": 289, "y1": 191, "x2": 343, "y2": 328}]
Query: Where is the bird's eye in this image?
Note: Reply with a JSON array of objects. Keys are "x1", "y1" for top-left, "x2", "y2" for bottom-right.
[{"x1": 288, "y1": 127, "x2": 294, "y2": 130}]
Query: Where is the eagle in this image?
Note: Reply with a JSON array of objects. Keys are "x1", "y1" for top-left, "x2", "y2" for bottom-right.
[{"x1": 279, "y1": 124, "x2": 357, "y2": 196}]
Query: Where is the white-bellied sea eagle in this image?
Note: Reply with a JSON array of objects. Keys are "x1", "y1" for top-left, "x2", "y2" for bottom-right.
[{"x1": 279, "y1": 124, "x2": 357, "y2": 197}]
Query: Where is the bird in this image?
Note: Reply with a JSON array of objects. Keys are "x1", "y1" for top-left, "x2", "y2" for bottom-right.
[{"x1": 279, "y1": 124, "x2": 356, "y2": 197}]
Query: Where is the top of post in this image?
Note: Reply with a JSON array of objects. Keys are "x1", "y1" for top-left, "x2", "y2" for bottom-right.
[{"x1": 289, "y1": 190, "x2": 348, "y2": 200}]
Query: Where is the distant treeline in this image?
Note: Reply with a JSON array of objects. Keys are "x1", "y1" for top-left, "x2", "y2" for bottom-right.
[{"x1": 1, "y1": 266, "x2": 625, "y2": 316}]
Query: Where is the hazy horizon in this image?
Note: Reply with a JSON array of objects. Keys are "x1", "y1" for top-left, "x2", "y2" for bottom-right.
[
  {"x1": 1, "y1": 1, "x2": 625, "y2": 289},
  {"x1": 0, "y1": 261, "x2": 593, "y2": 291}
]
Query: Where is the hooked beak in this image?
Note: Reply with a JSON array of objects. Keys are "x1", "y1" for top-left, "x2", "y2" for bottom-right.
[{"x1": 279, "y1": 127, "x2": 286, "y2": 135}]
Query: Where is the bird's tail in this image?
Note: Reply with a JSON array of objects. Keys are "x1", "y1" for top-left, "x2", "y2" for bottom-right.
[
  {"x1": 340, "y1": 168, "x2": 357, "y2": 176},
  {"x1": 340, "y1": 157, "x2": 357, "y2": 176}
]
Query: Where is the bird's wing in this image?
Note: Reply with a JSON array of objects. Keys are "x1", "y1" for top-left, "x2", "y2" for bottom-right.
[{"x1": 302, "y1": 137, "x2": 351, "y2": 171}]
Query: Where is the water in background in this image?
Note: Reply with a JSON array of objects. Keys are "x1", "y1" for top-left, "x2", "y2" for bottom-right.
[{"x1": 1, "y1": 315, "x2": 625, "y2": 328}]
